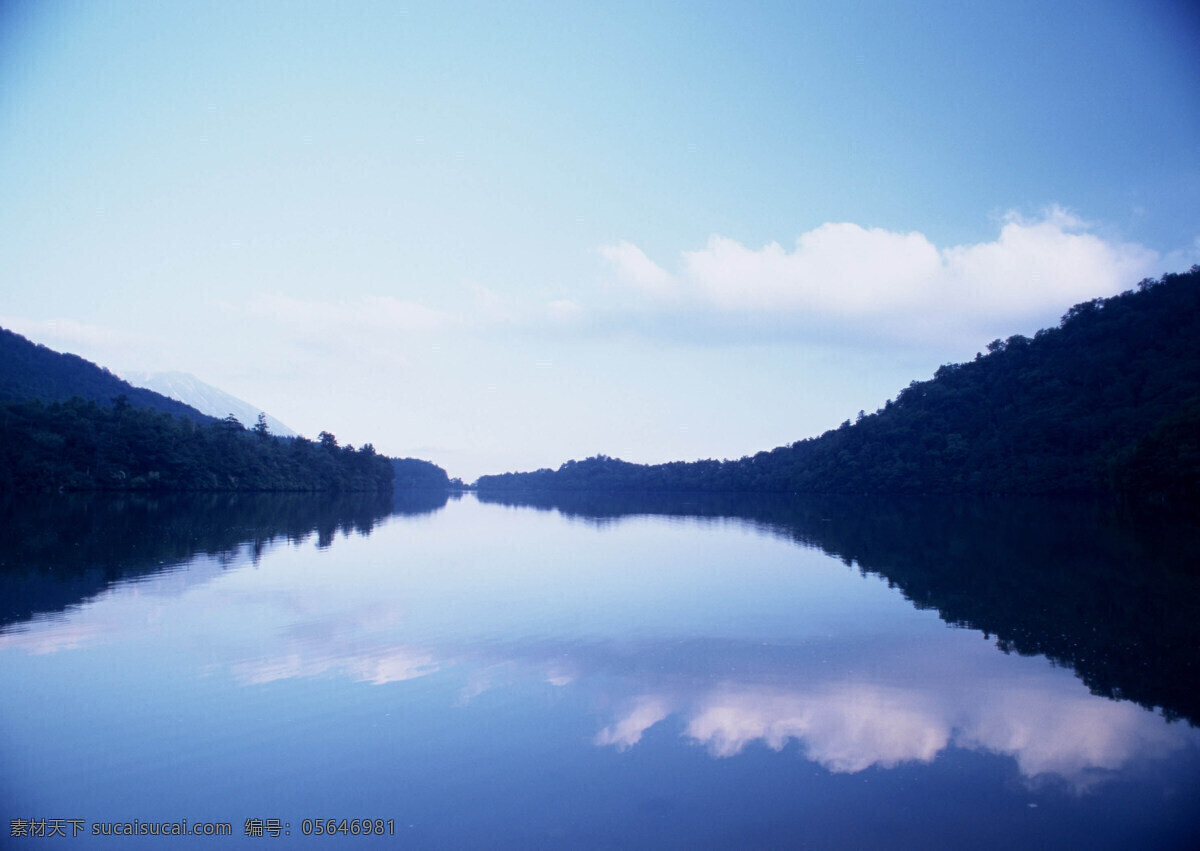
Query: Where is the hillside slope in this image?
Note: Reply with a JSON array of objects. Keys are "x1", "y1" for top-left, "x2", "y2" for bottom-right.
[
  {"x1": 478, "y1": 267, "x2": 1200, "y2": 497},
  {"x1": 0, "y1": 330, "x2": 413, "y2": 493},
  {"x1": 0, "y1": 328, "x2": 210, "y2": 422},
  {"x1": 0, "y1": 397, "x2": 395, "y2": 492}
]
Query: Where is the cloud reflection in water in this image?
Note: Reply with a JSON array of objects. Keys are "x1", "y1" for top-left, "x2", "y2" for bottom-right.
[
  {"x1": 594, "y1": 669, "x2": 1193, "y2": 791},
  {"x1": 2, "y1": 515, "x2": 1196, "y2": 796}
]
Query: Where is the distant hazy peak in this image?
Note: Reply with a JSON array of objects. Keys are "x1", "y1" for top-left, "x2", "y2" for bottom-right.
[{"x1": 122, "y1": 370, "x2": 297, "y2": 437}]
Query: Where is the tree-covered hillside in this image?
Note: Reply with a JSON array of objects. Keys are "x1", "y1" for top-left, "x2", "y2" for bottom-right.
[
  {"x1": 0, "y1": 396, "x2": 396, "y2": 492},
  {"x1": 0, "y1": 329, "x2": 462, "y2": 493},
  {"x1": 392, "y1": 457, "x2": 452, "y2": 491},
  {"x1": 478, "y1": 267, "x2": 1200, "y2": 498},
  {"x1": 0, "y1": 327, "x2": 210, "y2": 422},
  {"x1": 0, "y1": 397, "x2": 394, "y2": 493}
]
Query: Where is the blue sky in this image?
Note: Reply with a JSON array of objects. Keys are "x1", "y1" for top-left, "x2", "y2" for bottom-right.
[{"x1": 2, "y1": 0, "x2": 1197, "y2": 479}]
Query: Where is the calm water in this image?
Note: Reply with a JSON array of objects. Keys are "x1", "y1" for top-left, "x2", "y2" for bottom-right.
[{"x1": 2, "y1": 491, "x2": 1198, "y2": 848}]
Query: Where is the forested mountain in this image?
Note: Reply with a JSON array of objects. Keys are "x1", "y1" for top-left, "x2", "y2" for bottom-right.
[
  {"x1": 0, "y1": 329, "x2": 446, "y2": 493},
  {"x1": 392, "y1": 457, "x2": 452, "y2": 491},
  {"x1": 0, "y1": 327, "x2": 210, "y2": 422},
  {"x1": 0, "y1": 398, "x2": 394, "y2": 492},
  {"x1": 478, "y1": 267, "x2": 1200, "y2": 498}
]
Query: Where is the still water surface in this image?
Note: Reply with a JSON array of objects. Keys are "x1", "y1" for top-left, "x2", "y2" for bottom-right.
[{"x1": 2, "y1": 491, "x2": 1198, "y2": 847}]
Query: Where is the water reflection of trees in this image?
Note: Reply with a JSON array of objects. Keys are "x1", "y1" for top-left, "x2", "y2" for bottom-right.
[
  {"x1": 0, "y1": 490, "x2": 448, "y2": 628},
  {"x1": 478, "y1": 491, "x2": 1200, "y2": 726}
]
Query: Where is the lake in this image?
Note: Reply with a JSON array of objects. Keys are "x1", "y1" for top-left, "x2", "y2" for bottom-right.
[{"x1": 2, "y1": 490, "x2": 1198, "y2": 848}]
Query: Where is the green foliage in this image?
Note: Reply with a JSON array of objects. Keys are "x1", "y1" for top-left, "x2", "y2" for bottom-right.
[
  {"x1": 0, "y1": 398, "x2": 394, "y2": 493},
  {"x1": 0, "y1": 329, "x2": 458, "y2": 493},
  {"x1": 0, "y1": 327, "x2": 209, "y2": 422},
  {"x1": 1110, "y1": 394, "x2": 1200, "y2": 500},
  {"x1": 253, "y1": 412, "x2": 271, "y2": 438},
  {"x1": 392, "y1": 457, "x2": 450, "y2": 491},
  {"x1": 478, "y1": 267, "x2": 1200, "y2": 498}
]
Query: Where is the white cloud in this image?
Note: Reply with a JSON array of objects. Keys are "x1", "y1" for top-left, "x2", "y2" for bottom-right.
[
  {"x1": 595, "y1": 675, "x2": 1195, "y2": 790},
  {"x1": 600, "y1": 209, "x2": 1173, "y2": 344},
  {"x1": 683, "y1": 225, "x2": 942, "y2": 314},
  {"x1": 685, "y1": 685, "x2": 948, "y2": 771},
  {"x1": 598, "y1": 241, "x2": 677, "y2": 298},
  {"x1": 594, "y1": 696, "x2": 672, "y2": 750},
  {"x1": 939, "y1": 208, "x2": 1156, "y2": 316},
  {"x1": 957, "y1": 687, "x2": 1183, "y2": 788}
]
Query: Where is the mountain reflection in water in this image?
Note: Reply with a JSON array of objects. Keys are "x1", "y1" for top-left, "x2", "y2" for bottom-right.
[
  {"x1": 480, "y1": 490, "x2": 1200, "y2": 727},
  {"x1": 2, "y1": 490, "x2": 1198, "y2": 848}
]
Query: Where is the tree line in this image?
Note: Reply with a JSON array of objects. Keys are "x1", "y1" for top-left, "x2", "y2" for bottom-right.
[{"x1": 0, "y1": 396, "x2": 394, "y2": 492}]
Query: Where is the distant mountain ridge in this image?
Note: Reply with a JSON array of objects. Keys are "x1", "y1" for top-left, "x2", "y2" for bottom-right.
[
  {"x1": 122, "y1": 370, "x2": 296, "y2": 437},
  {"x1": 478, "y1": 267, "x2": 1200, "y2": 498},
  {"x1": 0, "y1": 327, "x2": 210, "y2": 422}
]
